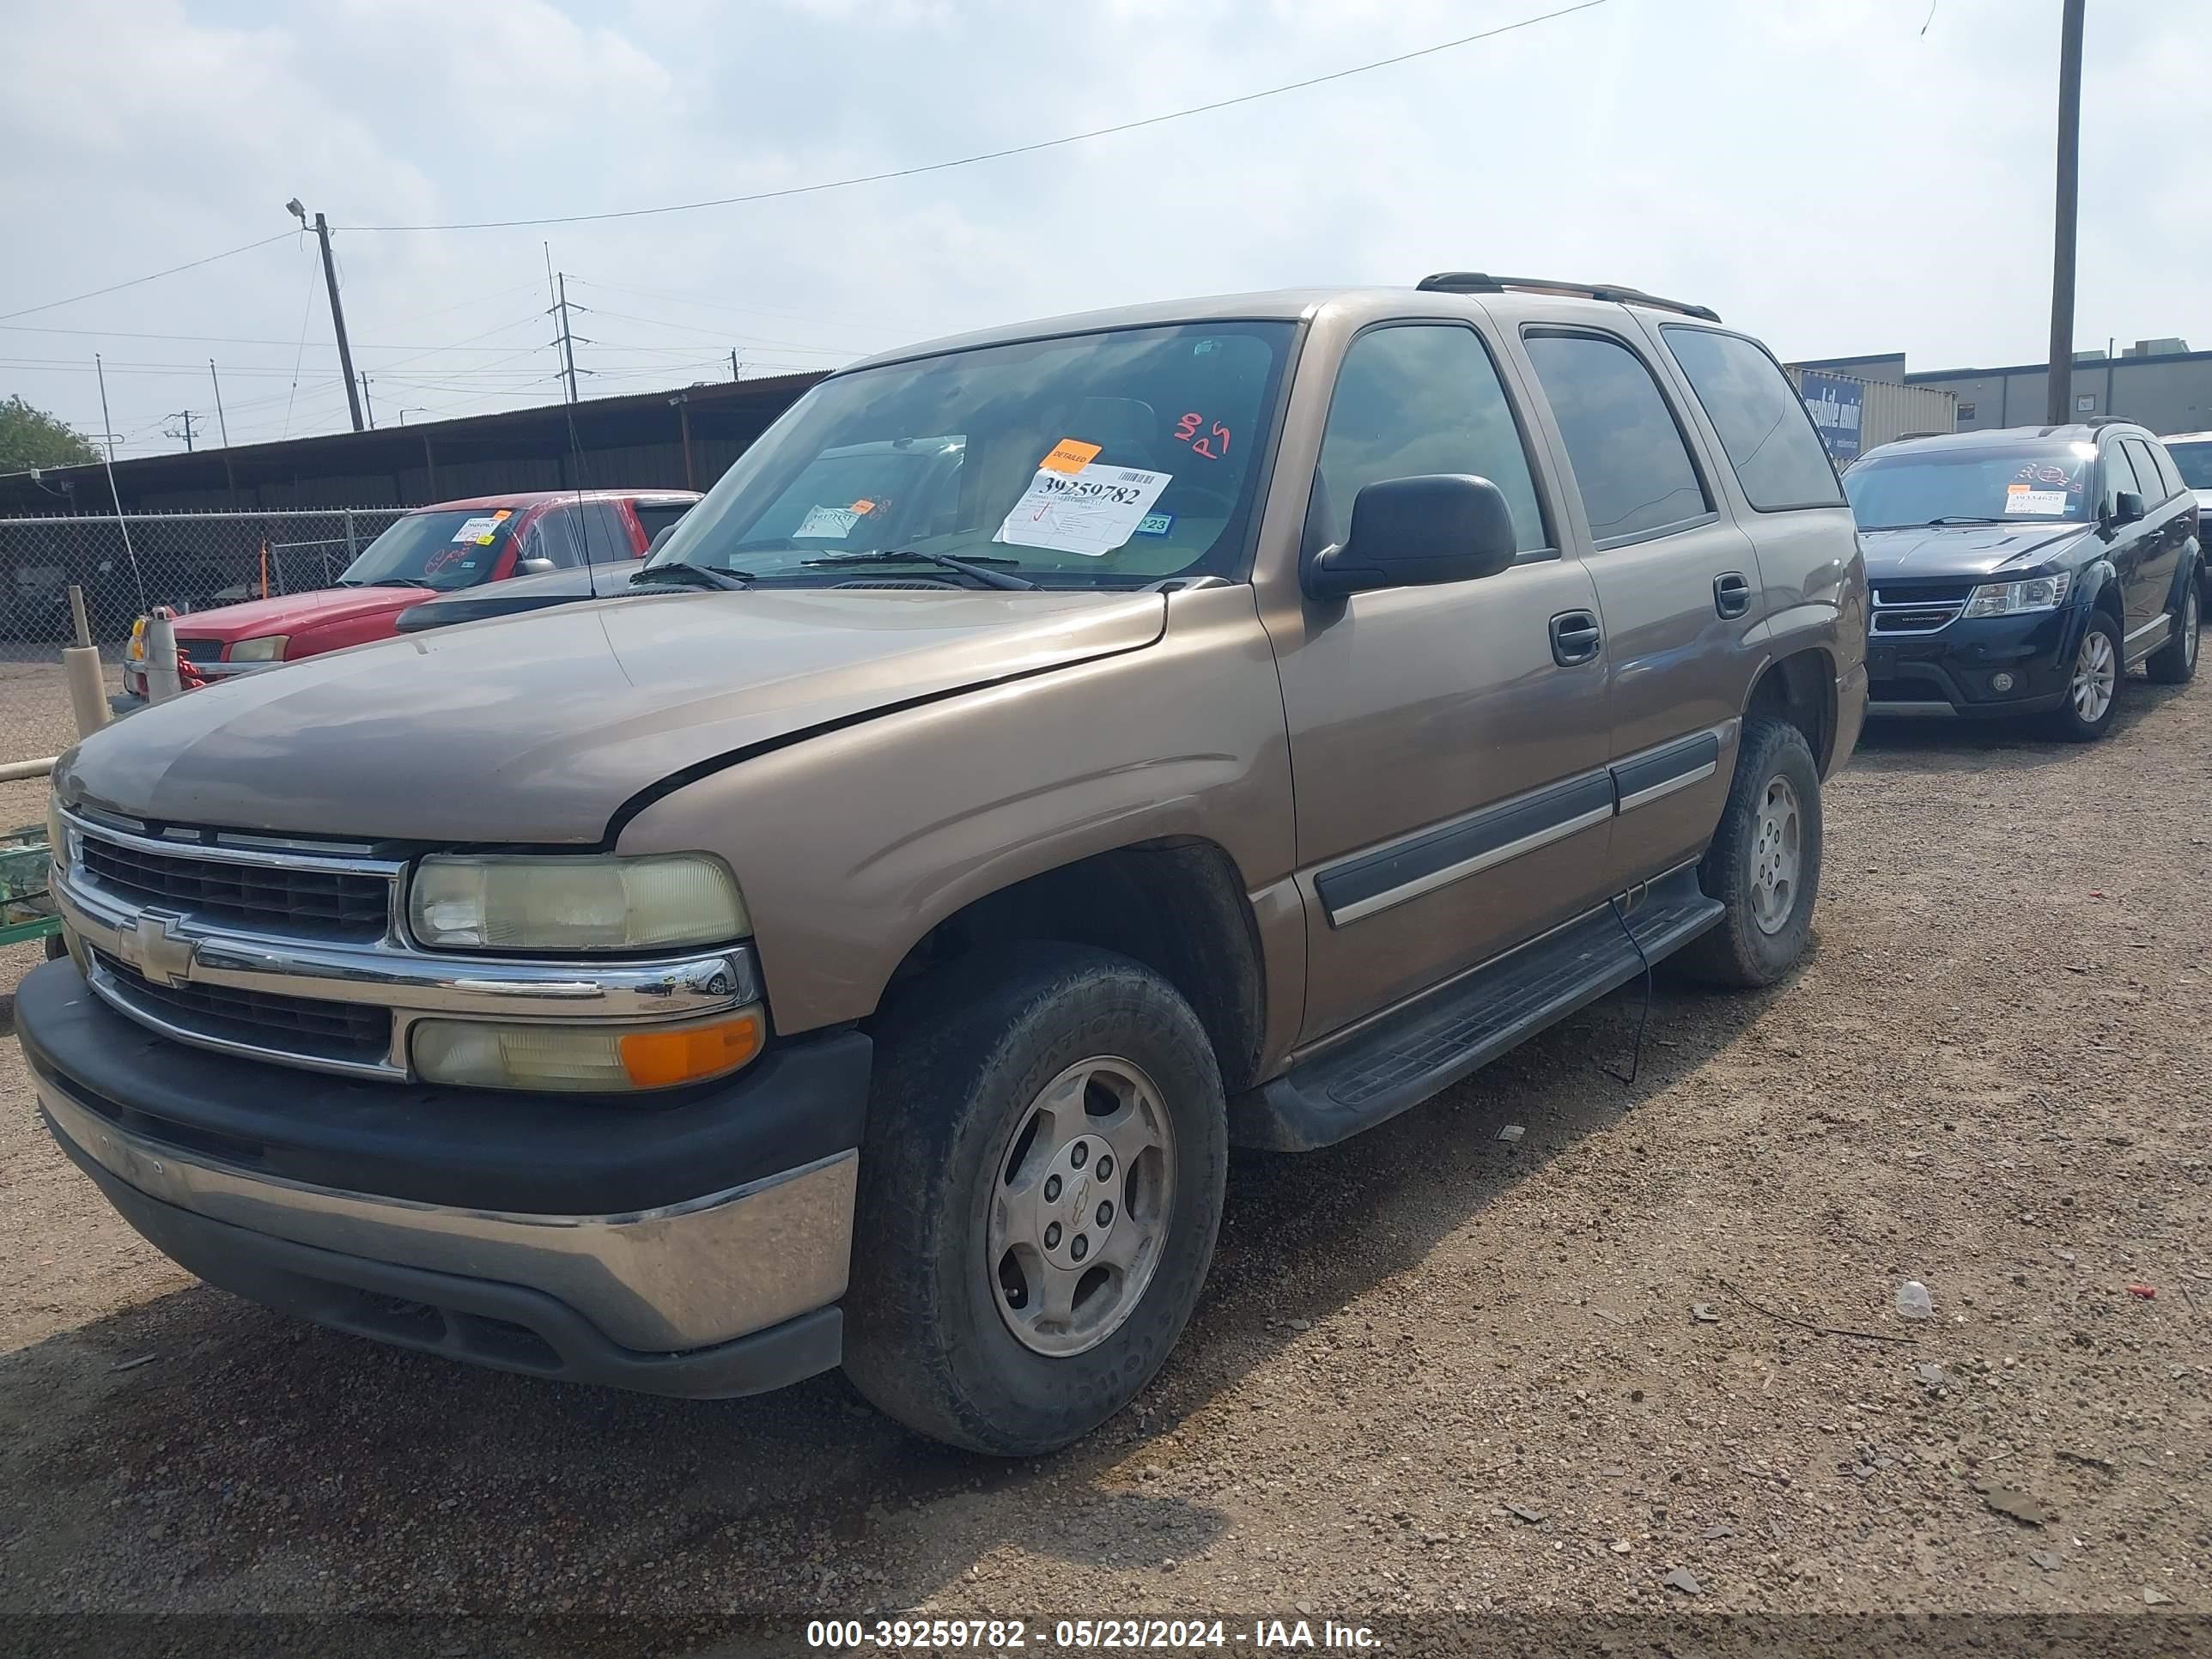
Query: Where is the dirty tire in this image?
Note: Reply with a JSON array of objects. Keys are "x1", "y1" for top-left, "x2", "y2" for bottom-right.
[
  {"x1": 1675, "y1": 718, "x2": 1822, "y2": 988},
  {"x1": 2047, "y1": 610, "x2": 2124, "y2": 741},
  {"x1": 842, "y1": 943, "x2": 1227, "y2": 1455},
  {"x1": 2146, "y1": 578, "x2": 2198, "y2": 685}
]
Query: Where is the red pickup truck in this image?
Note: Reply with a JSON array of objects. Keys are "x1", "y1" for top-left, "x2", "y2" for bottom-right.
[{"x1": 124, "y1": 489, "x2": 699, "y2": 702}]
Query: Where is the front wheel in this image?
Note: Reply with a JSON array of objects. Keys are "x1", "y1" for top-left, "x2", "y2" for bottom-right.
[
  {"x1": 1675, "y1": 718, "x2": 1823, "y2": 988},
  {"x1": 2048, "y1": 610, "x2": 2124, "y2": 740},
  {"x1": 2146, "y1": 580, "x2": 2199, "y2": 685},
  {"x1": 842, "y1": 944, "x2": 1227, "y2": 1455}
]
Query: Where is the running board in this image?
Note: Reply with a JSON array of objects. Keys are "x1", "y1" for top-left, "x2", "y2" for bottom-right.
[{"x1": 1231, "y1": 868, "x2": 1723, "y2": 1152}]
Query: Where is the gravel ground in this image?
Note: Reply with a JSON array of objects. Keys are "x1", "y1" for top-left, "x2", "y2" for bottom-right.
[{"x1": 1, "y1": 673, "x2": 2206, "y2": 1655}]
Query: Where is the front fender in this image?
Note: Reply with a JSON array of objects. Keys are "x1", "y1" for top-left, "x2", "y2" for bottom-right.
[{"x1": 613, "y1": 585, "x2": 1299, "y2": 1037}]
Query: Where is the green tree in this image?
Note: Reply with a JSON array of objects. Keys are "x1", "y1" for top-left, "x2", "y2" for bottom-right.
[{"x1": 0, "y1": 394, "x2": 100, "y2": 471}]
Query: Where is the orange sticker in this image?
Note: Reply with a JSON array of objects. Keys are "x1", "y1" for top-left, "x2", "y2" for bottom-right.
[
  {"x1": 850, "y1": 499, "x2": 877, "y2": 514},
  {"x1": 1040, "y1": 438, "x2": 1102, "y2": 475}
]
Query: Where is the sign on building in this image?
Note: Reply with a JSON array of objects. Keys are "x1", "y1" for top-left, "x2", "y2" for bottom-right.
[{"x1": 1798, "y1": 372, "x2": 1865, "y2": 465}]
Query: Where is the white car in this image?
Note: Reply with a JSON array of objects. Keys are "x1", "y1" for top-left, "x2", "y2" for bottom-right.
[{"x1": 2168, "y1": 430, "x2": 2212, "y2": 514}]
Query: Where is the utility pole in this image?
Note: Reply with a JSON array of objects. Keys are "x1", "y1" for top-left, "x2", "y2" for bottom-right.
[
  {"x1": 730, "y1": 349, "x2": 741, "y2": 382},
  {"x1": 2045, "y1": 0, "x2": 2085, "y2": 426},
  {"x1": 163, "y1": 410, "x2": 198, "y2": 452},
  {"x1": 208, "y1": 360, "x2": 229, "y2": 447},
  {"x1": 554, "y1": 272, "x2": 581, "y2": 404},
  {"x1": 288, "y1": 199, "x2": 364, "y2": 431},
  {"x1": 360, "y1": 372, "x2": 375, "y2": 428}
]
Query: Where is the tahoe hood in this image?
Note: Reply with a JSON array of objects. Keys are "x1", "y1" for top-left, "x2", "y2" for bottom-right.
[
  {"x1": 59, "y1": 589, "x2": 1167, "y2": 843},
  {"x1": 1857, "y1": 520, "x2": 2093, "y2": 582}
]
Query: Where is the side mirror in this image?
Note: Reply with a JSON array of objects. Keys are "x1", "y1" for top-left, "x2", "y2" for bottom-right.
[
  {"x1": 646, "y1": 525, "x2": 678, "y2": 556},
  {"x1": 516, "y1": 556, "x2": 556, "y2": 576},
  {"x1": 1304, "y1": 474, "x2": 1519, "y2": 601},
  {"x1": 2112, "y1": 490, "x2": 2145, "y2": 526}
]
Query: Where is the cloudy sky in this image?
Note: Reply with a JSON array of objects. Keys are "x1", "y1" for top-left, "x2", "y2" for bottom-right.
[{"x1": 3, "y1": 0, "x2": 2204, "y2": 459}]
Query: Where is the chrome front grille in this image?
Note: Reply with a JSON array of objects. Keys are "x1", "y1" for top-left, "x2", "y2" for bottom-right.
[
  {"x1": 92, "y1": 949, "x2": 393, "y2": 1066},
  {"x1": 1870, "y1": 583, "x2": 1972, "y2": 635},
  {"x1": 77, "y1": 831, "x2": 392, "y2": 939},
  {"x1": 52, "y1": 806, "x2": 763, "y2": 1083}
]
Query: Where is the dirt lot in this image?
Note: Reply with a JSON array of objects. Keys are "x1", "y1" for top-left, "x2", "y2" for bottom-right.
[{"x1": 1, "y1": 674, "x2": 2206, "y2": 1655}]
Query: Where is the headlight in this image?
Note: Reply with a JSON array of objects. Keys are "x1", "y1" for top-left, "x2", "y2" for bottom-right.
[
  {"x1": 407, "y1": 853, "x2": 749, "y2": 951},
  {"x1": 412, "y1": 1006, "x2": 766, "y2": 1091},
  {"x1": 1963, "y1": 572, "x2": 2072, "y2": 617},
  {"x1": 227, "y1": 635, "x2": 289, "y2": 662},
  {"x1": 46, "y1": 794, "x2": 69, "y2": 872}
]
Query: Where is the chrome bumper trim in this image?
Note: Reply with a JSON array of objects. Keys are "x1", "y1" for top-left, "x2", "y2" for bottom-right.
[
  {"x1": 39, "y1": 1078, "x2": 855, "y2": 1352},
  {"x1": 53, "y1": 868, "x2": 761, "y2": 1081}
]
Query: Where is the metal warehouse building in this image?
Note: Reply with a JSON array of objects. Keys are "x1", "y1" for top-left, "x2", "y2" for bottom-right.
[
  {"x1": 1793, "y1": 338, "x2": 2211, "y2": 441},
  {"x1": 0, "y1": 372, "x2": 824, "y2": 518}
]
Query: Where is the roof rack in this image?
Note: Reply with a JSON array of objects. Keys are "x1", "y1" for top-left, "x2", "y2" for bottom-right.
[{"x1": 1415, "y1": 271, "x2": 1721, "y2": 324}]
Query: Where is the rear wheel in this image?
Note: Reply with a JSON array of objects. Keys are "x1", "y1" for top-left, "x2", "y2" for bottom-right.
[
  {"x1": 842, "y1": 944, "x2": 1227, "y2": 1455},
  {"x1": 1676, "y1": 718, "x2": 1822, "y2": 988},
  {"x1": 2146, "y1": 580, "x2": 2199, "y2": 684},
  {"x1": 2048, "y1": 610, "x2": 2123, "y2": 740}
]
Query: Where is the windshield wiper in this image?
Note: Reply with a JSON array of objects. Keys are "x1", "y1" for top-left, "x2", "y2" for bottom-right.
[
  {"x1": 630, "y1": 562, "x2": 754, "y2": 591},
  {"x1": 368, "y1": 577, "x2": 436, "y2": 589},
  {"x1": 1920, "y1": 516, "x2": 2011, "y2": 526},
  {"x1": 800, "y1": 550, "x2": 1039, "y2": 591}
]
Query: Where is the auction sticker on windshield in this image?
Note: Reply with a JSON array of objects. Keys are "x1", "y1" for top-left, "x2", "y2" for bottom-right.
[
  {"x1": 2005, "y1": 485, "x2": 2069, "y2": 515},
  {"x1": 796, "y1": 506, "x2": 864, "y2": 539},
  {"x1": 450, "y1": 514, "x2": 508, "y2": 544},
  {"x1": 995, "y1": 464, "x2": 1172, "y2": 556}
]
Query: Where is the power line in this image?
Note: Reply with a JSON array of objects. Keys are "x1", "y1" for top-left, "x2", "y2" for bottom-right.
[
  {"x1": 0, "y1": 229, "x2": 298, "y2": 322},
  {"x1": 340, "y1": 0, "x2": 1610, "y2": 233}
]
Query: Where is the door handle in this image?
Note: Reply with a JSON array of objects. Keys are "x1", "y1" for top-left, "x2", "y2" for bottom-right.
[
  {"x1": 1714, "y1": 571, "x2": 1752, "y2": 619},
  {"x1": 1550, "y1": 609, "x2": 1601, "y2": 666}
]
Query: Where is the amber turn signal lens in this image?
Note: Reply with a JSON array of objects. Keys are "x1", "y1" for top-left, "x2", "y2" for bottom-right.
[{"x1": 618, "y1": 1008, "x2": 765, "y2": 1089}]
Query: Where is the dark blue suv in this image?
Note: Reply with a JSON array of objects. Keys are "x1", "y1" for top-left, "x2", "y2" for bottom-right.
[{"x1": 1844, "y1": 422, "x2": 2202, "y2": 740}]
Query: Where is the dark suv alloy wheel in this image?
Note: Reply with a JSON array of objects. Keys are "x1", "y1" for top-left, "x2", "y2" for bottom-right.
[{"x1": 2049, "y1": 610, "x2": 2124, "y2": 741}]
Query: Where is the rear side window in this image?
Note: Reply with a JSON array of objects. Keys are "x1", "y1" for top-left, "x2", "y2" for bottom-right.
[
  {"x1": 1661, "y1": 326, "x2": 1846, "y2": 511},
  {"x1": 1313, "y1": 324, "x2": 1549, "y2": 555},
  {"x1": 633, "y1": 501, "x2": 694, "y2": 546},
  {"x1": 1522, "y1": 331, "x2": 1711, "y2": 545},
  {"x1": 2123, "y1": 439, "x2": 2167, "y2": 505},
  {"x1": 2146, "y1": 441, "x2": 2186, "y2": 501}
]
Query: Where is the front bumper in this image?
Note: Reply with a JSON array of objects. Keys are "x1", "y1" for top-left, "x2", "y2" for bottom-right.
[
  {"x1": 1864, "y1": 604, "x2": 2085, "y2": 719},
  {"x1": 20, "y1": 958, "x2": 869, "y2": 1396}
]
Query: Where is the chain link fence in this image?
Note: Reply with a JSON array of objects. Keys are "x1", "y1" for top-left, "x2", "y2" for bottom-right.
[{"x1": 1, "y1": 508, "x2": 407, "y2": 828}]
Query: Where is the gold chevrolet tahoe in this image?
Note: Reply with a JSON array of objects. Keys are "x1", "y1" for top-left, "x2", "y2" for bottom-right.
[{"x1": 25, "y1": 275, "x2": 1866, "y2": 1454}]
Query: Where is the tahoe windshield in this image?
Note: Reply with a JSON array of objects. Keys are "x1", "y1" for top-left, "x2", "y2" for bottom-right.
[
  {"x1": 2170, "y1": 440, "x2": 2212, "y2": 492},
  {"x1": 1843, "y1": 443, "x2": 2095, "y2": 529},
  {"x1": 340, "y1": 508, "x2": 520, "y2": 591},
  {"x1": 649, "y1": 322, "x2": 1293, "y2": 587}
]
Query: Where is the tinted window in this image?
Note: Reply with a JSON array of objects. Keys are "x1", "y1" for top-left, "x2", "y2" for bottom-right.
[
  {"x1": 2106, "y1": 443, "x2": 2148, "y2": 511},
  {"x1": 1522, "y1": 332, "x2": 1710, "y2": 544},
  {"x1": 522, "y1": 505, "x2": 585, "y2": 568},
  {"x1": 1311, "y1": 325, "x2": 1547, "y2": 554},
  {"x1": 633, "y1": 501, "x2": 694, "y2": 545},
  {"x1": 2123, "y1": 440, "x2": 2166, "y2": 505},
  {"x1": 1661, "y1": 327, "x2": 1844, "y2": 510},
  {"x1": 582, "y1": 501, "x2": 636, "y2": 559},
  {"x1": 2146, "y1": 441, "x2": 2186, "y2": 501}
]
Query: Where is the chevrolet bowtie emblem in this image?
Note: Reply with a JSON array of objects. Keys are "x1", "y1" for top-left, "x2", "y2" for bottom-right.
[{"x1": 119, "y1": 912, "x2": 196, "y2": 989}]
